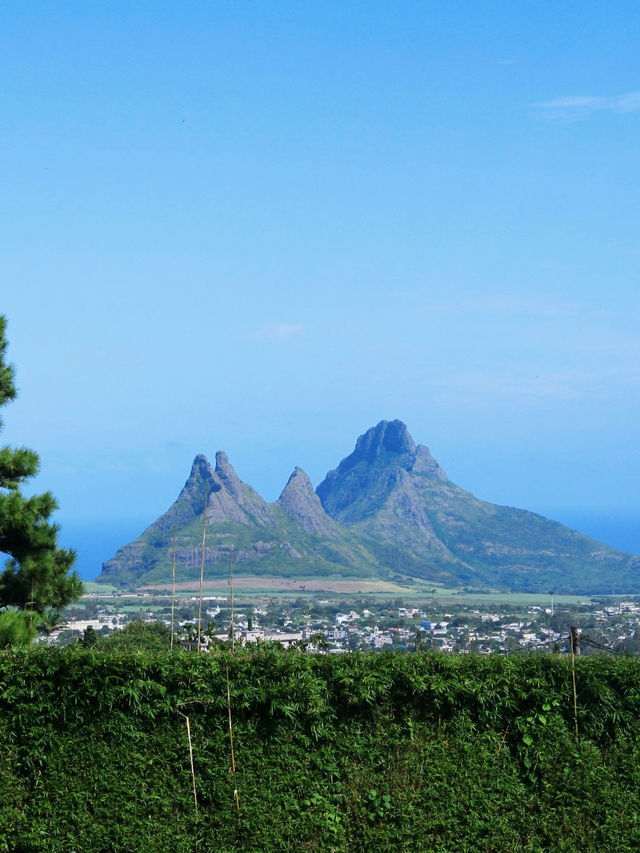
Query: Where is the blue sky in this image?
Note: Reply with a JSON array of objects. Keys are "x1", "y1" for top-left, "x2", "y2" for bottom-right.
[{"x1": 1, "y1": 2, "x2": 639, "y2": 576}]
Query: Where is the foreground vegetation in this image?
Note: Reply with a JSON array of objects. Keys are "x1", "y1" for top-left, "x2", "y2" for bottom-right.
[{"x1": 2, "y1": 647, "x2": 640, "y2": 851}]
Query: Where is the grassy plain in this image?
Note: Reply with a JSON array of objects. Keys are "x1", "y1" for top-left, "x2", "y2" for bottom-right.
[
  {"x1": 141, "y1": 576, "x2": 413, "y2": 594},
  {"x1": 82, "y1": 581, "x2": 118, "y2": 594},
  {"x1": 85, "y1": 574, "x2": 599, "y2": 609}
]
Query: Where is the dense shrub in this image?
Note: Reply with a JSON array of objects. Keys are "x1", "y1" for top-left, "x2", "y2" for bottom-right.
[{"x1": 1, "y1": 647, "x2": 640, "y2": 851}]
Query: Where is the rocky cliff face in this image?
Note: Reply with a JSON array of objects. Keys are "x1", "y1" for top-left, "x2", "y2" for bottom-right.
[
  {"x1": 99, "y1": 420, "x2": 640, "y2": 593},
  {"x1": 212, "y1": 451, "x2": 278, "y2": 527},
  {"x1": 316, "y1": 420, "x2": 448, "y2": 526},
  {"x1": 316, "y1": 421, "x2": 640, "y2": 591},
  {"x1": 277, "y1": 467, "x2": 340, "y2": 537},
  {"x1": 100, "y1": 450, "x2": 379, "y2": 586}
]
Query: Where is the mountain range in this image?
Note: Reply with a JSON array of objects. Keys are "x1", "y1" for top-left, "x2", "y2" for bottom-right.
[{"x1": 98, "y1": 420, "x2": 640, "y2": 593}]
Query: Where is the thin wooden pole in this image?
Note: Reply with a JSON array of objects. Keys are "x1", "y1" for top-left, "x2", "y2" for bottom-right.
[
  {"x1": 495, "y1": 723, "x2": 510, "y2": 757},
  {"x1": 226, "y1": 662, "x2": 240, "y2": 811},
  {"x1": 197, "y1": 496, "x2": 208, "y2": 653},
  {"x1": 178, "y1": 711, "x2": 198, "y2": 812},
  {"x1": 570, "y1": 625, "x2": 579, "y2": 737},
  {"x1": 170, "y1": 528, "x2": 177, "y2": 650},
  {"x1": 226, "y1": 551, "x2": 240, "y2": 810},
  {"x1": 228, "y1": 551, "x2": 235, "y2": 653}
]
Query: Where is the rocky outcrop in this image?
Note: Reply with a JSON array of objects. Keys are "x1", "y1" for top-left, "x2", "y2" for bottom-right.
[
  {"x1": 99, "y1": 420, "x2": 640, "y2": 593},
  {"x1": 315, "y1": 422, "x2": 640, "y2": 591},
  {"x1": 209, "y1": 451, "x2": 277, "y2": 527},
  {"x1": 316, "y1": 420, "x2": 448, "y2": 525},
  {"x1": 99, "y1": 450, "x2": 380, "y2": 586},
  {"x1": 277, "y1": 467, "x2": 340, "y2": 537}
]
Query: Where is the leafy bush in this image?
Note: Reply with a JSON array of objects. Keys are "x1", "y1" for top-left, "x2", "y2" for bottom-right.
[
  {"x1": 95, "y1": 620, "x2": 172, "y2": 652},
  {"x1": 1, "y1": 648, "x2": 640, "y2": 851}
]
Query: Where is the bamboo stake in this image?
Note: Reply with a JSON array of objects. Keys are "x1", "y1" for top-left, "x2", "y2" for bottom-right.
[
  {"x1": 495, "y1": 723, "x2": 510, "y2": 757},
  {"x1": 570, "y1": 625, "x2": 579, "y2": 737},
  {"x1": 226, "y1": 552, "x2": 240, "y2": 809},
  {"x1": 170, "y1": 528, "x2": 177, "y2": 650},
  {"x1": 228, "y1": 551, "x2": 235, "y2": 653},
  {"x1": 197, "y1": 495, "x2": 208, "y2": 653},
  {"x1": 226, "y1": 662, "x2": 240, "y2": 811},
  {"x1": 178, "y1": 711, "x2": 198, "y2": 812}
]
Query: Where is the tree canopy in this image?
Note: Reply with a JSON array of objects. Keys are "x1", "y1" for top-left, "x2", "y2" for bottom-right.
[
  {"x1": 96, "y1": 621, "x2": 172, "y2": 653},
  {"x1": 0, "y1": 315, "x2": 82, "y2": 615}
]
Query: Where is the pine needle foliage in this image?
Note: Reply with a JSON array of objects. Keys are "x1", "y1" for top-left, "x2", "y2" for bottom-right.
[{"x1": 0, "y1": 316, "x2": 82, "y2": 620}]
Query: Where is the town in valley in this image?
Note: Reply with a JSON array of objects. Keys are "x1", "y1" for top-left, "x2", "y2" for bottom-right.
[{"x1": 52, "y1": 584, "x2": 640, "y2": 656}]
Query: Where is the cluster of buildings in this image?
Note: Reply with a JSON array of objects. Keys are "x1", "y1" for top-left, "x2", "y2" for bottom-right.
[{"x1": 51, "y1": 590, "x2": 640, "y2": 655}]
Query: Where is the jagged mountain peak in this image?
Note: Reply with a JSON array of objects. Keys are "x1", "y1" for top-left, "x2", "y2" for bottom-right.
[
  {"x1": 214, "y1": 450, "x2": 232, "y2": 470},
  {"x1": 138, "y1": 454, "x2": 217, "y2": 534},
  {"x1": 316, "y1": 420, "x2": 429, "y2": 521},
  {"x1": 350, "y1": 419, "x2": 416, "y2": 467},
  {"x1": 214, "y1": 450, "x2": 243, "y2": 499},
  {"x1": 187, "y1": 453, "x2": 216, "y2": 482},
  {"x1": 277, "y1": 467, "x2": 340, "y2": 538},
  {"x1": 179, "y1": 454, "x2": 218, "y2": 505},
  {"x1": 412, "y1": 444, "x2": 448, "y2": 480},
  {"x1": 100, "y1": 421, "x2": 640, "y2": 594},
  {"x1": 281, "y1": 466, "x2": 314, "y2": 493},
  {"x1": 320, "y1": 419, "x2": 447, "y2": 482}
]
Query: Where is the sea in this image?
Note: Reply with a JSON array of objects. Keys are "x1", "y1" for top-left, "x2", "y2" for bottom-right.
[
  {"x1": 549, "y1": 510, "x2": 640, "y2": 559},
  {"x1": 58, "y1": 519, "x2": 150, "y2": 582}
]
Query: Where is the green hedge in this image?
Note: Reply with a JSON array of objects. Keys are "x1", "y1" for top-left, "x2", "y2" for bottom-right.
[{"x1": 2, "y1": 647, "x2": 640, "y2": 851}]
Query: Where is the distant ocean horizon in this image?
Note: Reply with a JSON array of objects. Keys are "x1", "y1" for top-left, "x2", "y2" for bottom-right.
[
  {"x1": 58, "y1": 510, "x2": 640, "y2": 584},
  {"x1": 548, "y1": 510, "x2": 640, "y2": 563},
  {"x1": 58, "y1": 519, "x2": 150, "y2": 582}
]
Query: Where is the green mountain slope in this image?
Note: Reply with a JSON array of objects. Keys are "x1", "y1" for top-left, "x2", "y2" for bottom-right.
[
  {"x1": 99, "y1": 420, "x2": 640, "y2": 593},
  {"x1": 316, "y1": 420, "x2": 640, "y2": 593},
  {"x1": 99, "y1": 453, "x2": 380, "y2": 587}
]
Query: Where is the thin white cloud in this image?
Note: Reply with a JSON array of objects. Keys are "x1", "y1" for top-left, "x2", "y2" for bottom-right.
[
  {"x1": 261, "y1": 322, "x2": 309, "y2": 340},
  {"x1": 537, "y1": 91, "x2": 640, "y2": 119}
]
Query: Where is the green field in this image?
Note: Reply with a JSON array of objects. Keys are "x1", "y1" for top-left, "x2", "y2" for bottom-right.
[
  {"x1": 85, "y1": 576, "x2": 600, "y2": 608},
  {"x1": 82, "y1": 581, "x2": 118, "y2": 595}
]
